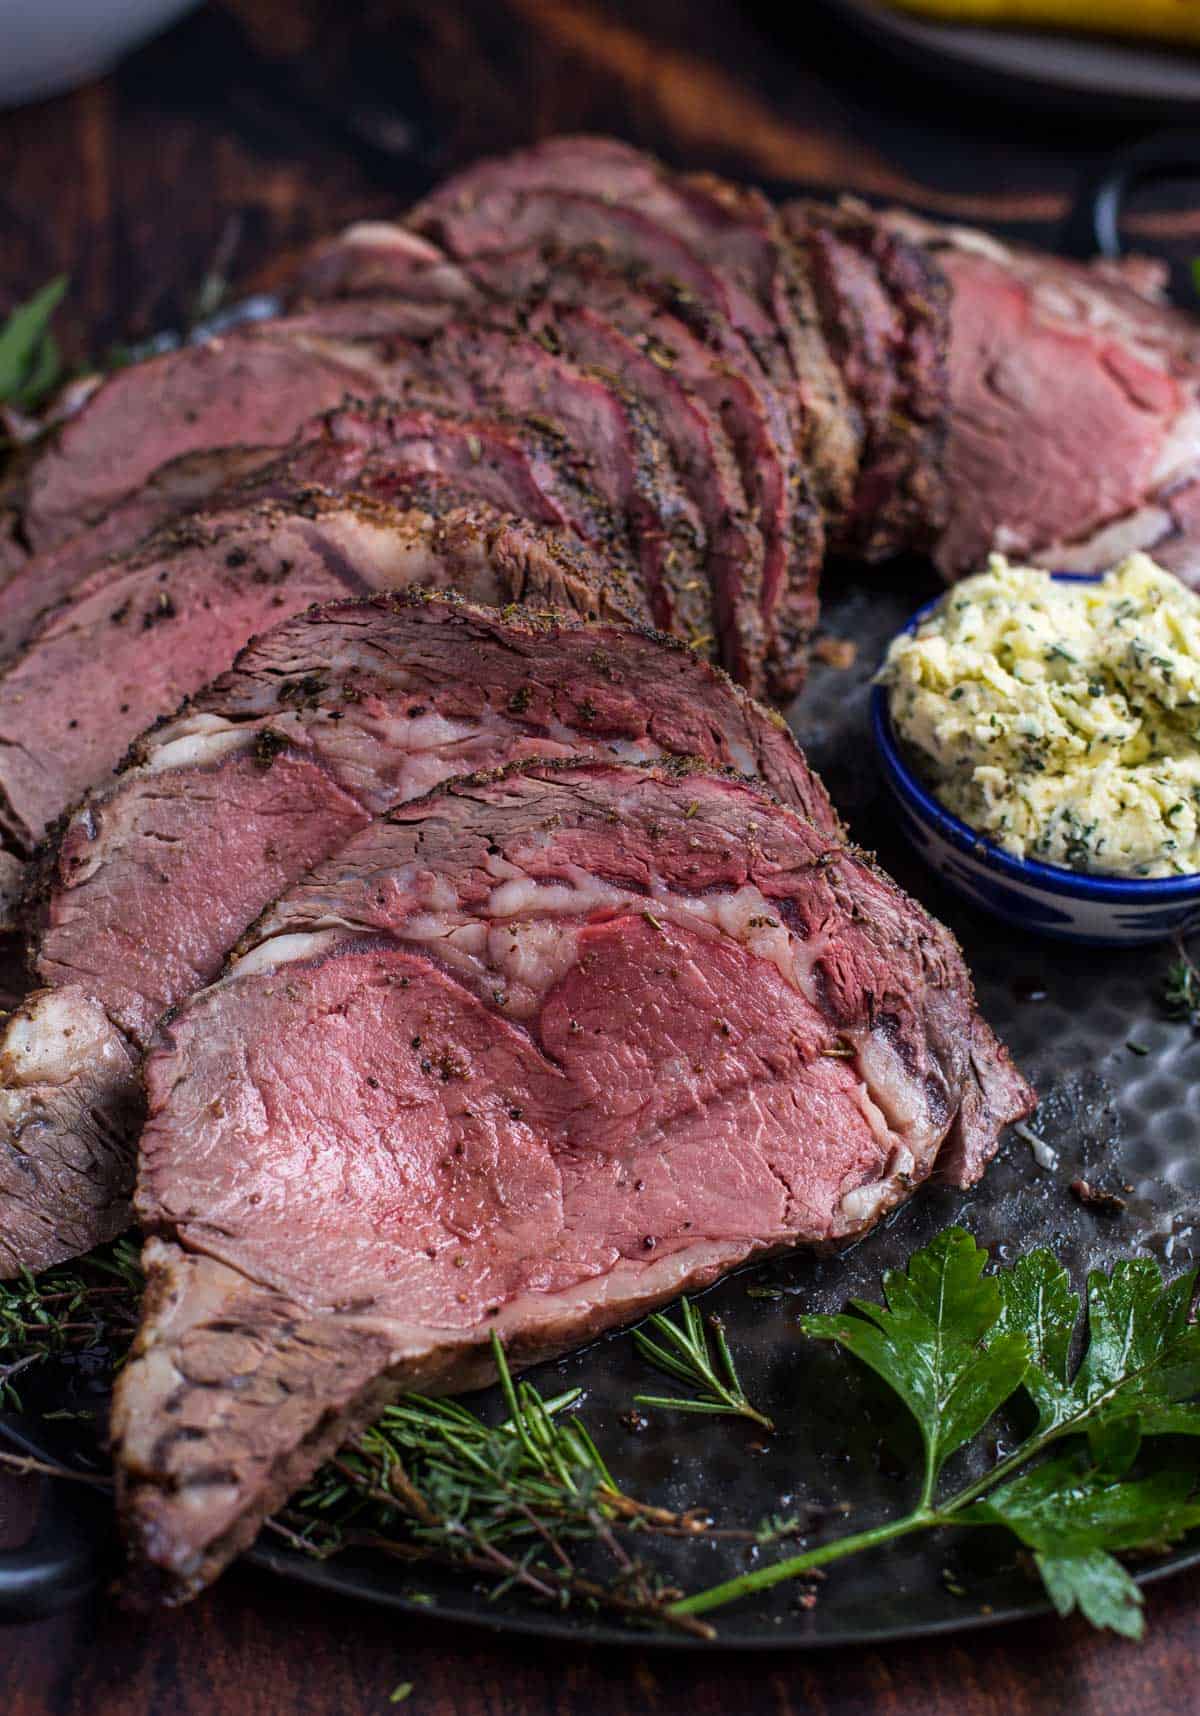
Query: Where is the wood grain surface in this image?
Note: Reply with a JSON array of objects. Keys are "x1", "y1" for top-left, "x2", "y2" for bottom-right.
[{"x1": 2, "y1": 3, "x2": 1200, "y2": 1710}]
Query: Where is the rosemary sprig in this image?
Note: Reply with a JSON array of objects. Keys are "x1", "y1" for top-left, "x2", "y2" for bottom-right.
[
  {"x1": 285, "y1": 1333, "x2": 716, "y2": 1638},
  {"x1": 633, "y1": 1297, "x2": 774, "y2": 1431}
]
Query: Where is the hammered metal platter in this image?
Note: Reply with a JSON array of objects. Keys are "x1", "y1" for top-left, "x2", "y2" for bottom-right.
[{"x1": 14, "y1": 561, "x2": 1199, "y2": 1647}]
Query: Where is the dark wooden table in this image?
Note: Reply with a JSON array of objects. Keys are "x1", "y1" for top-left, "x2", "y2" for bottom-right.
[{"x1": 3, "y1": 4, "x2": 1200, "y2": 1710}]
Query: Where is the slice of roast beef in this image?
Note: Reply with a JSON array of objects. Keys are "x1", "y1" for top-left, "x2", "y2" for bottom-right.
[
  {"x1": 0, "y1": 396, "x2": 652, "y2": 671},
  {"x1": 411, "y1": 135, "x2": 856, "y2": 522},
  {"x1": 0, "y1": 593, "x2": 838, "y2": 1275},
  {"x1": 0, "y1": 445, "x2": 283, "y2": 663},
  {"x1": 369, "y1": 321, "x2": 711, "y2": 652},
  {"x1": 293, "y1": 222, "x2": 479, "y2": 305},
  {"x1": 111, "y1": 759, "x2": 1033, "y2": 1603},
  {"x1": 291, "y1": 401, "x2": 648, "y2": 614},
  {"x1": 409, "y1": 158, "x2": 825, "y2": 685},
  {"x1": 886, "y1": 215, "x2": 1200, "y2": 582},
  {"x1": 676, "y1": 165, "x2": 858, "y2": 529},
  {"x1": 0, "y1": 476, "x2": 647, "y2": 913},
  {"x1": 20, "y1": 327, "x2": 388, "y2": 553},
  {"x1": 0, "y1": 497, "x2": 370, "y2": 863},
  {"x1": 13, "y1": 293, "x2": 480, "y2": 558},
  {"x1": 784, "y1": 200, "x2": 949, "y2": 560}
]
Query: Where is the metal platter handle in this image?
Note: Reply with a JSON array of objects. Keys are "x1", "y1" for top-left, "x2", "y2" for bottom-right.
[{"x1": 1062, "y1": 128, "x2": 1200, "y2": 269}]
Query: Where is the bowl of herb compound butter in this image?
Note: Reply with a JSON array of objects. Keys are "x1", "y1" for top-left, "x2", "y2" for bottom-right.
[{"x1": 872, "y1": 554, "x2": 1200, "y2": 944}]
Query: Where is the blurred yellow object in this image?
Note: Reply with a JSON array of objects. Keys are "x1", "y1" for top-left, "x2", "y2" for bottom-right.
[{"x1": 885, "y1": 0, "x2": 1200, "y2": 48}]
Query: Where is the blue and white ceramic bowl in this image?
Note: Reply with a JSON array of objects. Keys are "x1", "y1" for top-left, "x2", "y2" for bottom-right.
[{"x1": 872, "y1": 575, "x2": 1200, "y2": 946}]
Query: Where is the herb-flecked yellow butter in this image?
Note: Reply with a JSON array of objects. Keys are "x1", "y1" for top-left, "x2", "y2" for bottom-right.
[{"x1": 879, "y1": 554, "x2": 1200, "y2": 878}]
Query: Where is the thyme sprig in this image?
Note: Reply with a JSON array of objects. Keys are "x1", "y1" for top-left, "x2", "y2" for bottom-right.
[
  {"x1": 1162, "y1": 937, "x2": 1200, "y2": 1026},
  {"x1": 633, "y1": 1297, "x2": 774, "y2": 1430},
  {"x1": 0, "y1": 1238, "x2": 142, "y2": 1409},
  {"x1": 281, "y1": 1334, "x2": 716, "y2": 1638}
]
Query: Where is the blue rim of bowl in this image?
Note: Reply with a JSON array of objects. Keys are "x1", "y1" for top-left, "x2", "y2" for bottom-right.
[{"x1": 871, "y1": 572, "x2": 1200, "y2": 904}]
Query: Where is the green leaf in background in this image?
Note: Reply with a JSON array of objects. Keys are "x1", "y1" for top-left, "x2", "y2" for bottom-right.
[
  {"x1": 800, "y1": 1227, "x2": 1030, "y2": 1501},
  {"x1": 0, "y1": 276, "x2": 68, "y2": 410}
]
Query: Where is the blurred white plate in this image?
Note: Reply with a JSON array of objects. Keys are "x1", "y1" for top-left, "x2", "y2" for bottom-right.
[
  {"x1": 823, "y1": 0, "x2": 1200, "y2": 110},
  {"x1": 0, "y1": 0, "x2": 199, "y2": 108}
]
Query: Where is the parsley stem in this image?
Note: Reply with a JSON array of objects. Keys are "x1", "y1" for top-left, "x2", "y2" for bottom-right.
[
  {"x1": 937, "y1": 1439, "x2": 1050, "y2": 1516},
  {"x1": 672, "y1": 1430, "x2": 1084, "y2": 1618},
  {"x1": 669, "y1": 1510, "x2": 936, "y2": 1617}
]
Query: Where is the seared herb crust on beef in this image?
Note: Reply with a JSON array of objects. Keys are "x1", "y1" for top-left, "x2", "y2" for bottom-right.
[
  {"x1": 410, "y1": 137, "x2": 827, "y2": 689},
  {"x1": 784, "y1": 199, "x2": 950, "y2": 560}
]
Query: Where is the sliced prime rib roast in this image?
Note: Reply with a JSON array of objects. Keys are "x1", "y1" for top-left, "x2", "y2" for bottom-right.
[
  {"x1": 0, "y1": 397, "x2": 650, "y2": 671},
  {"x1": 408, "y1": 140, "x2": 831, "y2": 688},
  {"x1": 349, "y1": 315, "x2": 716, "y2": 659},
  {"x1": 476, "y1": 250, "x2": 782, "y2": 687},
  {"x1": 296, "y1": 240, "x2": 777, "y2": 690},
  {"x1": 0, "y1": 480, "x2": 632, "y2": 877},
  {"x1": 783, "y1": 200, "x2": 950, "y2": 561},
  {"x1": 0, "y1": 304, "x2": 466, "y2": 631},
  {"x1": 373, "y1": 321, "x2": 714, "y2": 654},
  {"x1": 19, "y1": 324, "x2": 392, "y2": 555},
  {"x1": 7, "y1": 139, "x2": 864, "y2": 695},
  {"x1": 0, "y1": 593, "x2": 836, "y2": 1276},
  {"x1": 410, "y1": 136, "x2": 857, "y2": 522},
  {"x1": 883, "y1": 214, "x2": 1200, "y2": 583},
  {"x1": 111, "y1": 758, "x2": 1032, "y2": 1603},
  {"x1": 8, "y1": 307, "x2": 720, "y2": 668},
  {"x1": 516, "y1": 297, "x2": 762, "y2": 677}
]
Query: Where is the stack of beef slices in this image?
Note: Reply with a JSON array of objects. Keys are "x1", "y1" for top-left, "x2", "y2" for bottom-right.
[
  {"x1": 4, "y1": 134, "x2": 1198, "y2": 766},
  {"x1": 0, "y1": 593, "x2": 841, "y2": 1276},
  {"x1": 292, "y1": 133, "x2": 942, "y2": 693},
  {"x1": 0, "y1": 586, "x2": 1033, "y2": 1605},
  {"x1": 0, "y1": 136, "x2": 955, "y2": 718},
  {"x1": 0, "y1": 402, "x2": 661, "y2": 925},
  {"x1": 0, "y1": 137, "x2": 967, "y2": 1104},
  {"x1": 109, "y1": 746, "x2": 1031, "y2": 1604}
]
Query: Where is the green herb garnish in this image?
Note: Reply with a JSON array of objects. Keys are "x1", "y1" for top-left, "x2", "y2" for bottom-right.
[
  {"x1": 671, "y1": 1229, "x2": 1200, "y2": 1637},
  {"x1": 279, "y1": 1332, "x2": 717, "y2": 1638},
  {"x1": 1163, "y1": 941, "x2": 1200, "y2": 1026},
  {"x1": 633, "y1": 1296, "x2": 774, "y2": 1430},
  {"x1": 0, "y1": 1237, "x2": 141, "y2": 1409},
  {"x1": 0, "y1": 277, "x2": 68, "y2": 411},
  {"x1": 6, "y1": 1227, "x2": 1200, "y2": 1640}
]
